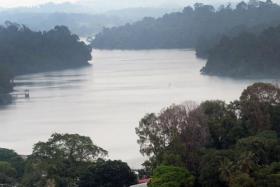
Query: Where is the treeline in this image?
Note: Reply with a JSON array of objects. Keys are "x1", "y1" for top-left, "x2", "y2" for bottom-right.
[
  {"x1": 202, "y1": 25, "x2": 280, "y2": 78},
  {"x1": 0, "y1": 133, "x2": 137, "y2": 187},
  {"x1": 91, "y1": 0, "x2": 280, "y2": 78},
  {"x1": 91, "y1": 0, "x2": 280, "y2": 51},
  {"x1": 0, "y1": 21, "x2": 91, "y2": 76},
  {"x1": 136, "y1": 82, "x2": 280, "y2": 187}
]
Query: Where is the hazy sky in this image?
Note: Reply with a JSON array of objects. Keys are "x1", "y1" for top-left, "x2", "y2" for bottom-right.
[
  {"x1": 0, "y1": 0, "x2": 77, "y2": 7},
  {"x1": 0, "y1": 0, "x2": 280, "y2": 8}
]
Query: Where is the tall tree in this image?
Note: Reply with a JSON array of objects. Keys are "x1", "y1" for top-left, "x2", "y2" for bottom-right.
[
  {"x1": 22, "y1": 133, "x2": 107, "y2": 187},
  {"x1": 79, "y1": 160, "x2": 137, "y2": 187}
]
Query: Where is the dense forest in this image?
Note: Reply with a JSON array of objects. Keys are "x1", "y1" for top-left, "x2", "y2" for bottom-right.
[
  {"x1": 0, "y1": 133, "x2": 137, "y2": 187},
  {"x1": 91, "y1": 0, "x2": 280, "y2": 52},
  {"x1": 202, "y1": 25, "x2": 280, "y2": 78},
  {"x1": 0, "y1": 21, "x2": 91, "y2": 75},
  {"x1": 136, "y1": 82, "x2": 280, "y2": 187}
]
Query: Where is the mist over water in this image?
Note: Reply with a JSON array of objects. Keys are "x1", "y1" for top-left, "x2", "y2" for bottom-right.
[{"x1": 0, "y1": 49, "x2": 268, "y2": 168}]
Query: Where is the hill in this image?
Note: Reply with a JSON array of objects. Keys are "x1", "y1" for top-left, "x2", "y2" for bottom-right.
[
  {"x1": 0, "y1": 22, "x2": 92, "y2": 75},
  {"x1": 91, "y1": 0, "x2": 280, "y2": 54},
  {"x1": 202, "y1": 25, "x2": 280, "y2": 78}
]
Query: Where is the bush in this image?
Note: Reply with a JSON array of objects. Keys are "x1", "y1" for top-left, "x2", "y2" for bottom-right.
[{"x1": 149, "y1": 165, "x2": 194, "y2": 187}]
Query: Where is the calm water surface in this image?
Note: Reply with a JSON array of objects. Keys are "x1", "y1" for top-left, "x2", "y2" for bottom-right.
[{"x1": 0, "y1": 49, "x2": 269, "y2": 168}]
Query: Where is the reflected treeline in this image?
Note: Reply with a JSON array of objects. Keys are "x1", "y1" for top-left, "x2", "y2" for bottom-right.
[
  {"x1": 0, "y1": 65, "x2": 13, "y2": 105},
  {"x1": 0, "y1": 93, "x2": 12, "y2": 105}
]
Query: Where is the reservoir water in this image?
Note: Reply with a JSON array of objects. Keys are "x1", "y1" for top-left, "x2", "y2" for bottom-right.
[{"x1": 0, "y1": 49, "x2": 267, "y2": 168}]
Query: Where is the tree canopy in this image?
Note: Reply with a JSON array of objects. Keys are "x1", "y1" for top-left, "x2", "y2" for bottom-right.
[
  {"x1": 22, "y1": 133, "x2": 108, "y2": 187},
  {"x1": 0, "y1": 148, "x2": 25, "y2": 178},
  {"x1": 136, "y1": 82, "x2": 280, "y2": 187},
  {"x1": 92, "y1": 0, "x2": 280, "y2": 54},
  {"x1": 0, "y1": 161, "x2": 17, "y2": 185},
  {"x1": 79, "y1": 159, "x2": 137, "y2": 187},
  {"x1": 202, "y1": 25, "x2": 280, "y2": 77},
  {"x1": 0, "y1": 133, "x2": 137, "y2": 187},
  {"x1": 0, "y1": 21, "x2": 92, "y2": 75},
  {"x1": 149, "y1": 165, "x2": 194, "y2": 187}
]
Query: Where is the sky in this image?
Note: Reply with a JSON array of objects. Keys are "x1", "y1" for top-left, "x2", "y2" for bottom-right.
[
  {"x1": 0, "y1": 0, "x2": 263, "y2": 8},
  {"x1": 0, "y1": 0, "x2": 77, "y2": 8},
  {"x1": 0, "y1": 0, "x2": 280, "y2": 9}
]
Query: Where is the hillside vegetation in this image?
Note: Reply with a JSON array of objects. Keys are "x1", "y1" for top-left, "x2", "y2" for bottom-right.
[
  {"x1": 136, "y1": 82, "x2": 280, "y2": 187},
  {"x1": 0, "y1": 22, "x2": 92, "y2": 75},
  {"x1": 92, "y1": 0, "x2": 280, "y2": 53},
  {"x1": 202, "y1": 25, "x2": 280, "y2": 78}
]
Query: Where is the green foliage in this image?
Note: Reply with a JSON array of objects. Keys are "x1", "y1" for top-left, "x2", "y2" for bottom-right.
[
  {"x1": 203, "y1": 25, "x2": 280, "y2": 77},
  {"x1": 22, "y1": 133, "x2": 107, "y2": 187},
  {"x1": 136, "y1": 104, "x2": 209, "y2": 171},
  {"x1": 239, "y1": 83, "x2": 280, "y2": 133},
  {"x1": 136, "y1": 83, "x2": 280, "y2": 187},
  {"x1": 230, "y1": 173, "x2": 256, "y2": 187},
  {"x1": 253, "y1": 162, "x2": 280, "y2": 187},
  {"x1": 0, "y1": 161, "x2": 16, "y2": 177},
  {"x1": 236, "y1": 131, "x2": 280, "y2": 165},
  {"x1": 0, "y1": 148, "x2": 25, "y2": 178},
  {"x1": 198, "y1": 149, "x2": 237, "y2": 187},
  {"x1": 148, "y1": 165, "x2": 194, "y2": 187},
  {"x1": 0, "y1": 161, "x2": 17, "y2": 185},
  {"x1": 79, "y1": 159, "x2": 137, "y2": 187},
  {"x1": 92, "y1": 1, "x2": 280, "y2": 55},
  {"x1": 200, "y1": 100, "x2": 245, "y2": 149},
  {"x1": 0, "y1": 135, "x2": 135, "y2": 187},
  {"x1": 270, "y1": 105, "x2": 280, "y2": 135},
  {"x1": 0, "y1": 22, "x2": 91, "y2": 75}
]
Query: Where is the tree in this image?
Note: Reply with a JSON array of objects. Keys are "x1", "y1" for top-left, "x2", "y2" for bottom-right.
[
  {"x1": 198, "y1": 150, "x2": 234, "y2": 187},
  {"x1": 136, "y1": 83, "x2": 280, "y2": 187},
  {"x1": 0, "y1": 161, "x2": 17, "y2": 185},
  {"x1": 149, "y1": 165, "x2": 194, "y2": 187},
  {"x1": 200, "y1": 100, "x2": 245, "y2": 149},
  {"x1": 248, "y1": 0, "x2": 260, "y2": 8},
  {"x1": 136, "y1": 104, "x2": 209, "y2": 171},
  {"x1": 0, "y1": 22, "x2": 92, "y2": 75},
  {"x1": 239, "y1": 83, "x2": 280, "y2": 133},
  {"x1": 79, "y1": 159, "x2": 137, "y2": 187},
  {"x1": 254, "y1": 162, "x2": 280, "y2": 187},
  {"x1": 203, "y1": 25, "x2": 280, "y2": 77},
  {"x1": 22, "y1": 133, "x2": 107, "y2": 187},
  {"x1": 230, "y1": 173, "x2": 256, "y2": 187},
  {"x1": 0, "y1": 148, "x2": 25, "y2": 178},
  {"x1": 236, "y1": 1, "x2": 248, "y2": 11},
  {"x1": 236, "y1": 131, "x2": 280, "y2": 165},
  {"x1": 92, "y1": 0, "x2": 280, "y2": 66}
]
